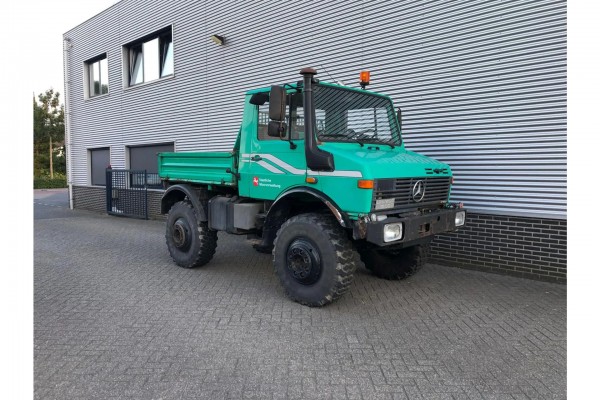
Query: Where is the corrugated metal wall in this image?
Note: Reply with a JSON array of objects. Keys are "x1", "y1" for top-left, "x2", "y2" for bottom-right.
[{"x1": 65, "y1": 0, "x2": 566, "y2": 219}]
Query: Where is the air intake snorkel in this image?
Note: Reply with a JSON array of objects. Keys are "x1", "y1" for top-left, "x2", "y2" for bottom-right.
[{"x1": 300, "y1": 67, "x2": 334, "y2": 171}]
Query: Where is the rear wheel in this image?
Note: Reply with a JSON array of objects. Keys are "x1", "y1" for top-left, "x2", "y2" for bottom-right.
[
  {"x1": 357, "y1": 241, "x2": 430, "y2": 280},
  {"x1": 273, "y1": 213, "x2": 360, "y2": 307},
  {"x1": 166, "y1": 201, "x2": 217, "y2": 268}
]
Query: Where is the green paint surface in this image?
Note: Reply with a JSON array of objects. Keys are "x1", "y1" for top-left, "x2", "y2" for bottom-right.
[{"x1": 159, "y1": 82, "x2": 453, "y2": 219}]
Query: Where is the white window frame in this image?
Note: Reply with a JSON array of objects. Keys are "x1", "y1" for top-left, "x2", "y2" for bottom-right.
[
  {"x1": 83, "y1": 53, "x2": 109, "y2": 99},
  {"x1": 122, "y1": 25, "x2": 174, "y2": 89}
]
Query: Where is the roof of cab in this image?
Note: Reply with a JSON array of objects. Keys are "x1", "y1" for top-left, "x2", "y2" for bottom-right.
[{"x1": 245, "y1": 80, "x2": 390, "y2": 99}]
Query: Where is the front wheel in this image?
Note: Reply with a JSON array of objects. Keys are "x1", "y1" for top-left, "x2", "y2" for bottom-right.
[
  {"x1": 165, "y1": 201, "x2": 217, "y2": 268},
  {"x1": 273, "y1": 213, "x2": 361, "y2": 307},
  {"x1": 357, "y1": 242, "x2": 431, "y2": 280}
]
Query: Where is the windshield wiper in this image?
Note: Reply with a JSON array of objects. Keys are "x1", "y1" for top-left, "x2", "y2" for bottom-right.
[
  {"x1": 354, "y1": 135, "x2": 395, "y2": 149},
  {"x1": 318, "y1": 131, "x2": 396, "y2": 149},
  {"x1": 352, "y1": 133, "x2": 370, "y2": 147}
]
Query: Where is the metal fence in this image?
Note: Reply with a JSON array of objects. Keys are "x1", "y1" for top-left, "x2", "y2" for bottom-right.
[{"x1": 106, "y1": 169, "x2": 161, "y2": 219}]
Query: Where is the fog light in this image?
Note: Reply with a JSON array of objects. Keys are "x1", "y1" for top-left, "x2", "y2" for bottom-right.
[
  {"x1": 455, "y1": 211, "x2": 465, "y2": 226},
  {"x1": 383, "y1": 223, "x2": 403, "y2": 242}
]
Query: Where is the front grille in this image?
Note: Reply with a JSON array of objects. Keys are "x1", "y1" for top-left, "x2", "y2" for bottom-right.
[{"x1": 372, "y1": 177, "x2": 451, "y2": 212}]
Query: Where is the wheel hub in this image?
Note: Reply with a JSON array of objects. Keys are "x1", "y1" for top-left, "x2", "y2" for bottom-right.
[
  {"x1": 172, "y1": 218, "x2": 192, "y2": 250},
  {"x1": 286, "y1": 238, "x2": 321, "y2": 285}
]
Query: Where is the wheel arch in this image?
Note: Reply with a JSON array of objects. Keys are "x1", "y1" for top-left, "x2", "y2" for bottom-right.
[
  {"x1": 255, "y1": 187, "x2": 350, "y2": 252},
  {"x1": 161, "y1": 184, "x2": 207, "y2": 221},
  {"x1": 267, "y1": 187, "x2": 350, "y2": 229}
]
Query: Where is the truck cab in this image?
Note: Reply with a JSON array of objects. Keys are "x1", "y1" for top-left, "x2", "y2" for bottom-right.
[{"x1": 158, "y1": 68, "x2": 466, "y2": 307}]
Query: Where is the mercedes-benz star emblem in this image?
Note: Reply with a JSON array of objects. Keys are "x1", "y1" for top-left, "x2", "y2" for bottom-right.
[{"x1": 412, "y1": 180, "x2": 425, "y2": 202}]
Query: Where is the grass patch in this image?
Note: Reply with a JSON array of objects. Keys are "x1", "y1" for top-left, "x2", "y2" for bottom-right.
[{"x1": 34, "y1": 176, "x2": 67, "y2": 189}]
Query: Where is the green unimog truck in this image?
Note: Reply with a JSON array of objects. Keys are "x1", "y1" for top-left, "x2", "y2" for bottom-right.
[{"x1": 158, "y1": 68, "x2": 466, "y2": 306}]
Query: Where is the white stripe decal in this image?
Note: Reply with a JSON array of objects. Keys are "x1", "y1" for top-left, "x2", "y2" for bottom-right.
[
  {"x1": 309, "y1": 169, "x2": 363, "y2": 178},
  {"x1": 257, "y1": 160, "x2": 284, "y2": 174},
  {"x1": 259, "y1": 154, "x2": 305, "y2": 174},
  {"x1": 243, "y1": 153, "x2": 362, "y2": 178}
]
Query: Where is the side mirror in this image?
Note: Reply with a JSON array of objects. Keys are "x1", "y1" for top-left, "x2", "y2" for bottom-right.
[
  {"x1": 397, "y1": 107, "x2": 402, "y2": 131},
  {"x1": 269, "y1": 85, "x2": 286, "y2": 121},
  {"x1": 268, "y1": 120, "x2": 287, "y2": 138}
]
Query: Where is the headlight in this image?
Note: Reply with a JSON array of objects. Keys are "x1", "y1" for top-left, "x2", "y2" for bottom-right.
[
  {"x1": 455, "y1": 211, "x2": 466, "y2": 227},
  {"x1": 383, "y1": 223, "x2": 403, "y2": 242}
]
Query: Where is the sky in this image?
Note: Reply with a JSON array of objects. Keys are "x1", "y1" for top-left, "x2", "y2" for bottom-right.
[
  {"x1": 1, "y1": 1, "x2": 119, "y2": 395},
  {"x1": 29, "y1": 0, "x2": 121, "y2": 98}
]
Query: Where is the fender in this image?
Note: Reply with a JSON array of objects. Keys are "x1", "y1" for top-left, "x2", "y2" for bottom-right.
[
  {"x1": 254, "y1": 187, "x2": 350, "y2": 253},
  {"x1": 160, "y1": 184, "x2": 207, "y2": 221},
  {"x1": 268, "y1": 187, "x2": 350, "y2": 228}
]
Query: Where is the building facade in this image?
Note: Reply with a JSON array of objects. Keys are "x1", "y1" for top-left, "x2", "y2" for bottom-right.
[{"x1": 64, "y1": 0, "x2": 566, "y2": 282}]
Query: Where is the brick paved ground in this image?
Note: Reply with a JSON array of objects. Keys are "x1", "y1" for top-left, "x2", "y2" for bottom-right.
[{"x1": 34, "y1": 189, "x2": 566, "y2": 399}]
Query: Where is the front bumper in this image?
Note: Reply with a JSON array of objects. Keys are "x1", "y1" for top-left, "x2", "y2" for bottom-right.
[{"x1": 353, "y1": 207, "x2": 466, "y2": 247}]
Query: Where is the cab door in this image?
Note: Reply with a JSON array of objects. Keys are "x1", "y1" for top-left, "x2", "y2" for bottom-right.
[
  {"x1": 247, "y1": 96, "x2": 306, "y2": 200},
  {"x1": 237, "y1": 99, "x2": 256, "y2": 198}
]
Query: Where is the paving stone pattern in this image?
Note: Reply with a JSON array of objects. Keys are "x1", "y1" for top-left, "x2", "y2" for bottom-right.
[
  {"x1": 72, "y1": 186, "x2": 568, "y2": 284},
  {"x1": 34, "y1": 195, "x2": 566, "y2": 400}
]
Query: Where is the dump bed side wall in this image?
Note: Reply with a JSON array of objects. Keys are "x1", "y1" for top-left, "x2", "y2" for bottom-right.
[{"x1": 158, "y1": 152, "x2": 237, "y2": 186}]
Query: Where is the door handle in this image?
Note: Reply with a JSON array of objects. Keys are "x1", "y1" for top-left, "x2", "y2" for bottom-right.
[{"x1": 251, "y1": 155, "x2": 262, "y2": 161}]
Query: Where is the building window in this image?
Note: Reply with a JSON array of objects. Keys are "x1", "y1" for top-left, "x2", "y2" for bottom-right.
[
  {"x1": 90, "y1": 148, "x2": 110, "y2": 186},
  {"x1": 125, "y1": 27, "x2": 173, "y2": 86},
  {"x1": 85, "y1": 54, "x2": 109, "y2": 98}
]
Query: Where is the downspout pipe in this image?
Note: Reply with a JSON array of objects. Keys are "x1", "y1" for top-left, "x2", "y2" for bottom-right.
[
  {"x1": 63, "y1": 37, "x2": 73, "y2": 209},
  {"x1": 300, "y1": 68, "x2": 334, "y2": 172}
]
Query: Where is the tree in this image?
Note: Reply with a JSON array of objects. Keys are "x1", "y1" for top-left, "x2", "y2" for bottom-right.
[{"x1": 33, "y1": 89, "x2": 65, "y2": 178}]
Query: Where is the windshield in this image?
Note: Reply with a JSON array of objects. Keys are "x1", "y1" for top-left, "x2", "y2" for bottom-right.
[{"x1": 313, "y1": 84, "x2": 401, "y2": 146}]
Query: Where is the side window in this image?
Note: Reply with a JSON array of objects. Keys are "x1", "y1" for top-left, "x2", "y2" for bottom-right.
[
  {"x1": 257, "y1": 102, "x2": 276, "y2": 141},
  {"x1": 290, "y1": 105, "x2": 305, "y2": 140},
  {"x1": 257, "y1": 93, "x2": 306, "y2": 141}
]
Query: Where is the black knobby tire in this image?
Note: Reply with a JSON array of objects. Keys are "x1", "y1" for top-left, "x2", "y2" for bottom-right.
[
  {"x1": 272, "y1": 213, "x2": 361, "y2": 307},
  {"x1": 357, "y1": 242, "x2": 430, "y2": 280},
  {"x1": 165, "y1": 201, "x2": 217, "y2": 268}
]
